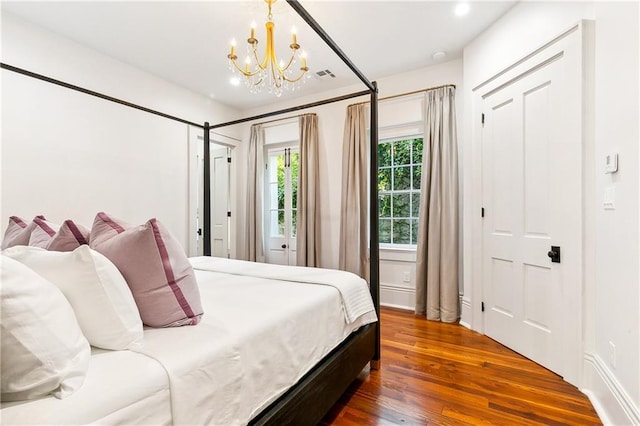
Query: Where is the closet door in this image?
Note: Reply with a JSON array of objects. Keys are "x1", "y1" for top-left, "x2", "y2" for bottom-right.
[
  {"x1": 481, "y1": 43, "x2": 582, "y2": 379},
  {"x1": 211, "y1": 147, "x2": 230, "y2": 258}
]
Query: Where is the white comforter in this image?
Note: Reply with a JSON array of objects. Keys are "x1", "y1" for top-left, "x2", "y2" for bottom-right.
[
  {"x1": 189, "y1": 257, "x2": 376, "y2": 323},
  {"x1": 138, "y1": 257, "x2": 378, "y2": 425}
]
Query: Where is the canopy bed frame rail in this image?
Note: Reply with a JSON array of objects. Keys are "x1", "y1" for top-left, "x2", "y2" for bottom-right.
[{"x1": 1, "y1": 0, "x2": 380, "y2": 422}]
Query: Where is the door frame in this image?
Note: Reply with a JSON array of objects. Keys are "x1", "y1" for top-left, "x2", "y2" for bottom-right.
[
  {"x1": 188, "y1": 127, "x2": 238, "y2": 258},
  {"x1": 264, "y1": 142, "x2": 299, "y2": 265},
  {"x1": 468, "y1": 21, "x2": 594, "y2": 387}
]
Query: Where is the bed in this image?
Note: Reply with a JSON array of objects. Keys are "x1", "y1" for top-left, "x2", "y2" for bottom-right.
[
  {"x1": 0, "y1": 0, "x2": 381, "y2": 423},
  {"x1": 1, "y1": 256, "x2": 377, "y2": 425}
]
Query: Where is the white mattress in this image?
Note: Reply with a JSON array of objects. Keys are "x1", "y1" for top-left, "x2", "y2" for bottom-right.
[
  {"x1": 1, "y1": 258, "x2": 377, "y2": 426},
  {"x1": 0, "y1": 348, "x2": 171, "y2": 425}
]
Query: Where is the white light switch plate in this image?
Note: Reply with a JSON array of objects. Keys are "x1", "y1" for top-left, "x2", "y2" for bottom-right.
[{"x1": 604, "y1": 186, "x2": 616, "y2": 210}]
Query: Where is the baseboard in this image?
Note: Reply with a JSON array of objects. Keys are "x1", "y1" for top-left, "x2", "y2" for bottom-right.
[
  {"x1": 380, "y1": 283, "x2": 414, "y2": 311},
  {"x1": 459, "y1": 296, "x2": 472, "y2": 329},
  {"x1": 583, "y1": 352, "x2": 640, "y2": 425}
]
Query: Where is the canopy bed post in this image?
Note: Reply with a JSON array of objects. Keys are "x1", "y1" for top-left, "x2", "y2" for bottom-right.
[
  {"x1": 369, "y1": 81, "x2": 380, "y2": 367},
  {"x1": 203, "y1": 122, "x2": 212, "y2": 256}
]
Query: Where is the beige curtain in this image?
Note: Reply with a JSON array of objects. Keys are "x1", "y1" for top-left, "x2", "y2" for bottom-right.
[
  {"x1": 296, "y1": 114, "x2": 321, "y2": 267},
  {"x1": 338, "y1": 104, "x2": 369, "y2": 279},
  {"x1": 246, "y1": 124, "x2": 265, "y2": 262},
  {"x1": 415, "y1": 86, "x2": 459, "y2": 322}
]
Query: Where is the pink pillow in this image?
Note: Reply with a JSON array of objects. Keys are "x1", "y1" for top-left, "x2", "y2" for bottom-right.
[
  {"x1": 27, "y1": 217, "x2": 60, "y2": 248},
  {"x1": 29, "y1": 219, "x2": 90, "y2": 252},
  {"x1": 1, "y1": 215, "x2": 47, "y2": 249},
  {"x1": 89, "y1": 212, "x2": 203, "y2": 327}
]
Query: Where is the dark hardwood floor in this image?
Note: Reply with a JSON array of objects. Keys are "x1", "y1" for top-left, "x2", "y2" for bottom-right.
[{"x1": 321, "y1": 307, "x2": 601, "y2": 425}]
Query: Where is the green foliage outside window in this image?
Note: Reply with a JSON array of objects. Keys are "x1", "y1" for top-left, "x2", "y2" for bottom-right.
[
  {"x1": 275, "y1": 151, "x2": 298, "y2": 238},
  {"x1": 378, "y1": 137, "x2": 423, "y2": 245}
]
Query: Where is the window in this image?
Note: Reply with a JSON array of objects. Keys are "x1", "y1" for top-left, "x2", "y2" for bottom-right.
[{"x1": 378, "y1": 137, "x2": 423, "y2": 246}]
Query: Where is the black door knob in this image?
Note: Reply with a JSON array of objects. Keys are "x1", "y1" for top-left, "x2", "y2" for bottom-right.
[
  {"x1": 547, "y1": 250, "x2": 556, "y2": 258},
  {"x1": 548, "y1": 246, "x2": 561, "y2": 263},
  {"x1": 281, "y1": 244, "x2": 287, "y2": 249}
]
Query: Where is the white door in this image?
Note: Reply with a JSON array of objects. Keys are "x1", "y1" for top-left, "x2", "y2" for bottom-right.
[
  {"x1": 196, "y1": 145, "x2": 230, "y2": 257},
  {"x1": 265, "y1": 147, "x2": 298, "y2": 265},
  {"x1": 211, "y1": 147, "x2": 230, "y2": 258},
  {"x1": 481, "y1": 48, "x2": 581, "y2": 377}
]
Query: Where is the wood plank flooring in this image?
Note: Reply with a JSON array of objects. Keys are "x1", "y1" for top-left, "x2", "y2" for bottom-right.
[{"x1": 321, "y1": 307, "x2": 601, "y2": 425}]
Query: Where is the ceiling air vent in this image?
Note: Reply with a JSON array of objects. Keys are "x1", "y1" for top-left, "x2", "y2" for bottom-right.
[{"x1": 314, "y1": 69, "x2": 336, "y2": 80}]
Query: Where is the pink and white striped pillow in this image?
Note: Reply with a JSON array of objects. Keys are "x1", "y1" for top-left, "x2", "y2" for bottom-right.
[
  {"x1": 1, "y1": 215, "x2": 48, "y2": 249},
  {"x1": 89, "y1": 212, "x2": 203, "y2": 327},
  {"x1": 29, "y1": 218, "x2": 89, "y2": 252}
]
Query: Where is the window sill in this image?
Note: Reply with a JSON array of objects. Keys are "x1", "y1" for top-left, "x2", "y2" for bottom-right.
[{"x1": 379, "y1": 246, "x2": 417, "y2": 262}]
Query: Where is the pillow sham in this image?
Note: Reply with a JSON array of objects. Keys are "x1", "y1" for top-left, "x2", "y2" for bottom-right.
[
  {"x1": 1, "y1": 256, "x2": 90, "y2": 402},
  {"x1": 1, "y1": 215, "x2": 47, "y2": 249},
  {"x1": 26, "y1": 216, "x2": 61, "y2": 248},
  {"x1": 3, "y1": 245, "x2": 144, "y2": 351},
  {"x1": 29, "y1": 218, "x2": 90, "y2": 251},
  {"x1": 90, "y1": 212, "x2": 203, "y2": 327}
]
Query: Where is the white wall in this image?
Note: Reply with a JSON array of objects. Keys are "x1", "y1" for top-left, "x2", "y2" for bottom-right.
[
  {"x1": 462, "y1": 2, "x2": 639, "y2": 423},
  {"x1": 232, "y1": 59, "x2": 462, "y2": 309},
  {"x1": 1, "y1": 12, "x2": 240, "y2": 248}
]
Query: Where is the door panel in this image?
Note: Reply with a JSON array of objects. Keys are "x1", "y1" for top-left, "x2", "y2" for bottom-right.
[
  {"x1": 211, "y1": 147, "x2": 229, "y2": 258},
  {"x1": 482, "y1": 51, "x2": 580, "y2": 377}
]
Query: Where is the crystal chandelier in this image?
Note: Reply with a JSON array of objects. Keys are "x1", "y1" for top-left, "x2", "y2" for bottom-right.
[{"x1": 227, "y1": 0, "x2": 309, "y2": 97}]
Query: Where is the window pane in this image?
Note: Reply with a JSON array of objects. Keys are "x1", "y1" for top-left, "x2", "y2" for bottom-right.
[
  {"x1": 269, "y1": 154, "x2": 280, "y2": 182},
  {"x1": 269, "y1": 183, "x2": 279, "y2": 209},
  {"x1": 411, "y1": 192, "x2": 421, "y2": 218},
  {"x1": 278, "y1": 210, "x2": 285, "y2": 236},
  {"x1": 411, "y1": 219, "x2": 419, "y2": 245},
  {"x1": 393, "y1": 166, "x2": 411, "y2": 191},
  {"x1": 393, "y1": 140, "x2": 411, "y2": 166},
  {"x1": 378, "y1": 143, "x2": 391, "y2": 167},
  {"x1": 412, "y1": 165, "x2": 422, "y2": 190},
  {"x1": 378, "y1": 168, "x2": 391, "y2": 191},
  {"x1": 292, "y1": 209, "x2": 297, "y2": 238},
  {"x1": 412, "y1": 138, "x2": 423, "y2": 164},
  {"x1": 291, "y1": 152, "x2": 299, "y2": 209},
  {"x1": 379, "y1": 219, "x2": 391, "y2": 244},
  {"x1": 393, "y1": 193, "x2": 410, "y2": 218},
  {"x1": 393, "y1": 219, "x2": 411, "y2": 244},
  {"x1": 271, "y1": 210, "x2": 283, "y2": 237},
  {"x1": 379, "y1": 194, "x2": 391, "y2": 218},
  {"x1": 277, "y1": 157, "x2": 285, "y2": 210}
]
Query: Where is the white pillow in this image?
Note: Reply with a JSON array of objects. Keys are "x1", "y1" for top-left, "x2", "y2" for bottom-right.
[
  {"x1": 3, "y1": 245, "x2": 144, "y2": 351},
  {"x1": 1, "y1": 256, "x2": 91, "y2": 401}
]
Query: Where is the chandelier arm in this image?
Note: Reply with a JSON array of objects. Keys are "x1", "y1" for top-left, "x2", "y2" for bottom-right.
[
  {"x1": 281, "y1": 71, "x2": 307, "y2": 83},
  {"x1": 230, "y1": 58, "x2": 263, "y2": 77},
  {"x1": 279, "y1": 50, "x2": 297, "y2": 72},
  {"x1": 252, "y1": 50, "x2": 267, "y2": 71},
  {"x1": 270, "y1": 60, "x2": 283, "y2": 88}
]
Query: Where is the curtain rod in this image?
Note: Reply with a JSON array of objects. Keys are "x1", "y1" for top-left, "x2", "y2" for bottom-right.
[
  {"x1": 0, "y1": 63, "x2": 204, "y2": 129},
  {"x1": 348, "y1": 84, "x2": 456, "y2": 107},
  {"x1": 209, "y1": 89, "x2": 370, "y2": 130}
]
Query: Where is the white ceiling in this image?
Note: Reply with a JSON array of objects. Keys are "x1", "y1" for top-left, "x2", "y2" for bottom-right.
[{"x1": 1, "y1": 1, "x2": 516, "y2": 110}]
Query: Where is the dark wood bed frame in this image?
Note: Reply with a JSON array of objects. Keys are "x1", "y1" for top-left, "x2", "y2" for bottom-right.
[
  {"x1": 251, "y1": 324, "x2": 376, "y2": 425},
  {"x1": 0, "y1": 1, "x2": 380, "y2": 423}
]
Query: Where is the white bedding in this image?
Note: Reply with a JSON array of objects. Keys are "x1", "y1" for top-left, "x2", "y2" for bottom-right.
[
  {"x1": 0, "y1": 348, "x2": 171, "y2": 425},
  {"x1": 1, "y1": 257, "x2": 378, "y2": 426}
]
